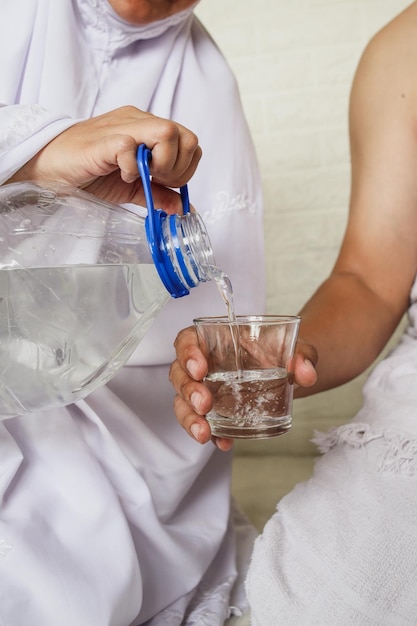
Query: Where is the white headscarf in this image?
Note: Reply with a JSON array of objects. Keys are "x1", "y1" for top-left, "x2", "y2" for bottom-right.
[
  {"x1": 0, "y1": 1, "x2": 265, "y2": 624},
  {"x1": 0, "y1": 0, "x2": 265, "y2": 361}
]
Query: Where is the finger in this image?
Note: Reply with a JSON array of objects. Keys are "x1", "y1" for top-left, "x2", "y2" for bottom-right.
[
  {"x1": 111, "y1": 125, "x2": 199, "y2": 187},
  {"x1": 84, "y1": 170, "x2": 187, "y2": 215},
  {"x1": 151, "y1": 144, "x2": 202, "y2": 188},
  {"x1": 293, "y1": 352, "x2": 318, "y2": 388},
  {"x1": 169, "y1": 360, "x2": 212, "y2": 413},
  {"x1": 295, "y1": 337, "x2": 319, "y2": 366},
  {"x1": 149, "y1": 123, "x2": 201, "y2": 186},
  {"x1": 173, "y1": 395, "x2": 212, "y2": 444},
  {"x1": 173, "y1": 395, "x2": 234, "y2": 451},
  {"x1": 113, "y1": 114, "x2": 200, "y2": 185},
  {"x1": 212, "y1": 436, "x2": 234, "y2": 452},
  {"x1": 173, "y1": 327, "x2": 207, "y2": 375},
  {"x1": 147, "y1": 183, "x2": 185, "y2": 214}
]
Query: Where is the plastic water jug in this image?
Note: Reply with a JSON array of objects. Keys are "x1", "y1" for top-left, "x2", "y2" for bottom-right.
[{"x1": 0, "y1": 146, "x2": 215, "y2": 417}]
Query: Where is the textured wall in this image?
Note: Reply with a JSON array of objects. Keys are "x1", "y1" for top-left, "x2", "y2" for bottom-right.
[{"x1": 195, "y1": 0, "x2": 410, "y2": 453}]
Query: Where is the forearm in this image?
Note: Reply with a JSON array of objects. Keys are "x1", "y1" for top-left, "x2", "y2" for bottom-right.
[
  {"x1": 0, "y1": 104, "x2": 77, "y2": 185},
  {"x1": 295, "y1": 271, "x2": 404, "y2": 397}
]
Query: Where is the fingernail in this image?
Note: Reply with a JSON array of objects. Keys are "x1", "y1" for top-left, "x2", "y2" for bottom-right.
[
  {"x1": 190, "y1": 423, "x2": 201, "y2": 441},
  {"x1": 191, "y1": 391, "x2": 203, "y2": 412},
  {"x1": 187, "y1": 359, "x2": 200, "y2": 379}
]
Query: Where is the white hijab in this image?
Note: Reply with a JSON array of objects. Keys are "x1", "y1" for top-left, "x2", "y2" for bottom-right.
[
  {"x1": 0, "y1": 1, "x2": 265, "y2": 624},
  {"x1": 0, "y1": 0, "x2": 265, "y2": 362}
]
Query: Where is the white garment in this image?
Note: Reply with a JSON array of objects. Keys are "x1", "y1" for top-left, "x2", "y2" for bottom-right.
[
  {"x1": 246, "y1": 274, "x2": 417, "y2": 625},
  {"x1": 0, "y1": 1, "x2": 265, "y2": 625}
]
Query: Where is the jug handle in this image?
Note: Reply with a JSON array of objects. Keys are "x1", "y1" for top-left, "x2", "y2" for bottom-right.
[
  {"x1": 136, "y1": 144, "x2": 190, "y2": 222},
  {"x1": 136, "y1": 143, "x2": 192, "y2": 299}
]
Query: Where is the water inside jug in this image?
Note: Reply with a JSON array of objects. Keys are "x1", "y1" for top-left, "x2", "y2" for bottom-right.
[{"x1": 0, "y1": 153, "x2": 216, "y2": 417}]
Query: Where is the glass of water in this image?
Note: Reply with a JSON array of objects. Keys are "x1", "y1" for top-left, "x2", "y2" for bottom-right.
[{"x1": 194, "y1": 315, "x2": 300, "y2": 439}]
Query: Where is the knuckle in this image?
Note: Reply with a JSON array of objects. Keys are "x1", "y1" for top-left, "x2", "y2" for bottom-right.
[
  {"x1": 109, "y1": 134, "x2": 136, "y2": 153},
  {"x1": 156, "y1": 120, "x2": 181, "y2": 143},
  {"x1": 182, "y1": 130, "x2": 199, "y2": 153},
  {"x1": 118, "y1": 104, "x2": 142, "y2": 117}
]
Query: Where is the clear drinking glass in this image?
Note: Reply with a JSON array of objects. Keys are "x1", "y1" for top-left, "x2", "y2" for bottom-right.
[{"x1": 194, "y1": 315, "x2": 301, "y2": 439}]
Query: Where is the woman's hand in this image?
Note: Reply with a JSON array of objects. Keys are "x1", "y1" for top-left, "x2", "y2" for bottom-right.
[
  {"x1": 169, "y1": 326, "x2": 319, "y2": 451},
  {"x1": 7, "y1": 106, "x2": 202, "y2": 212}
]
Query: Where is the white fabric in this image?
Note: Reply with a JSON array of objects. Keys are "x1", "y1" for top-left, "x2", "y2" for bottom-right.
[
  {"x1": 0, "y1": 1, "x2": 265, "y2": 624},
  {"x1": 246, "y1": 273, "x2": 417, "y2": 625}
]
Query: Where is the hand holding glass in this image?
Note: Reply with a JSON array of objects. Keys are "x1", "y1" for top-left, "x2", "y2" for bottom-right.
[{"x1": 194, "y1": 315, "x2": 300, "y2": 439}]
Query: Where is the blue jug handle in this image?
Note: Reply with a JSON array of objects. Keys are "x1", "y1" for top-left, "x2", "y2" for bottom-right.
[
  {"x1": 136, "y1": 143, "x2": 191, "y2": 298},
  {"x1": 137, "y1": 144, "x2": 190, "y2": 220}
]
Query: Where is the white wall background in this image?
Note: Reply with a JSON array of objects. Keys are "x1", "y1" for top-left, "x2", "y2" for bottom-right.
[{"x1": 195, "y1": 0, "x2": 411, "y2": 453}]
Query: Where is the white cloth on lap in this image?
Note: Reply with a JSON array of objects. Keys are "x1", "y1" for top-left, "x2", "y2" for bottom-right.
[
  {"x1": 246, "y1": 273, "x2": 417, "y2": 626},
  {"x1": 247, "y1": 424, "x2": 417, "y2": 625}
]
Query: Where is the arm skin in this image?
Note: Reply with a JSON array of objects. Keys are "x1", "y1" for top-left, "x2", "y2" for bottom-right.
[
  {"x1": 169, "y1": 2, "x2": 417, "y2": 449},
  {"x1": 297, "y1": 3, "x2": 417, "y2": 394},
  {"x1": 6, "y1": 106, "x2": 202, "y2": 214}
]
